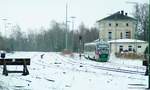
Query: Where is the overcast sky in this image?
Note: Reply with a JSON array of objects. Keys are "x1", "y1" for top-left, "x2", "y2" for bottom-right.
[{"x1": 0, "y1": 0, "x2": 149, "y2": 33}]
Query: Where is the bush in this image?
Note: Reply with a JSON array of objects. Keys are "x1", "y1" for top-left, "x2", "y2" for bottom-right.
[{"x1": 115, "y1": 52, "x2": 144, "y2": 59}]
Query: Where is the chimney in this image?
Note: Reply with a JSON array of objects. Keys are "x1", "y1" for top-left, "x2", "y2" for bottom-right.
[
  {"x1": 117, "y1": 11, "x2": 120, "y2": 14},
  {"x1": 121, "y1": 10, "x2": 124, "y2": 15},
  {"x1": 125, "y1": 13, "x2": 127, "y2": 16}
]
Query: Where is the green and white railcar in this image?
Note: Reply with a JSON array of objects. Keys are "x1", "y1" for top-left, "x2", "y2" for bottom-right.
[{"x1": 84, "y1": 40, "x2": 109, "y2": 62}]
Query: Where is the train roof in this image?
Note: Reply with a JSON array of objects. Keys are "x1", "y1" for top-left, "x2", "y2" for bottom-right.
[
  {"x1": 85, "y1": 40, "x2": 108, "y2": 46},
  {"x1": 85, "y1": 42, "x2": 96, "y2": 46}
]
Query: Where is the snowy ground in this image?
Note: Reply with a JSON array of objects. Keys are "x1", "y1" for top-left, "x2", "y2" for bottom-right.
[{"x1": 0, "y1": 52, "x2": 148, "y2": 90}]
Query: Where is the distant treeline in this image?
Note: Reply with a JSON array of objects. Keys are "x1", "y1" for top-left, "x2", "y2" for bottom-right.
[
  {"x1": 0, "y1": 3, "x2": 149, "y2": 52},
  {"x1": 0, "y1": 21, "x2": 99, "y2": 52}
]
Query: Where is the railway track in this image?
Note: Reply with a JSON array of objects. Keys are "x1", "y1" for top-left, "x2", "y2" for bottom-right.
[
  {"x1": 0, "y1": 53, "x2": 146, "y2": 76},
  {"x1": 57, "y1": 54, "x2": 145, "y2": 75},
  {"x1": 0, "y1": 53, "x2": 146, "y2": 90},
  {"x1": 89, "y1": 64, "x2": 145, "y2": 75},
  {"x1": 0, "y1": 53, "x2": 145, "y2": 83}
]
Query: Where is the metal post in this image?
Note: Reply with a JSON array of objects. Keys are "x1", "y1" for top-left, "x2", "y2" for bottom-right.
[
  {"x1": 1, "y1": 53, "x2": 8, "y2": 76},
  {"x1": 65, "y1": 3, "x2": 68, "y2": 49},
  {"x1": 22, "y1": 59, "x2": 29, "y2": 75},
  {"x1": 115, "y1": 13, "x2": 117, "y2": 54},
  {"x1": 79, "y1": 36, "x2": 82, "y2": 59},
  {"x1": 148, "y1": 7, "x2": 150, "y2": 89},
  {"x1": 3, "y1": 59, "x2": 8, "y2": 76}
]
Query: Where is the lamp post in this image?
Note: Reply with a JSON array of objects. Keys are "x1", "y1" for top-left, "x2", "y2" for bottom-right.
[
  {"x1": 65, "y1": 3, "x2": 68, "y2": 49},
  {"x1": 148, "y1": 5, "x2": 150, "y2": 89}
]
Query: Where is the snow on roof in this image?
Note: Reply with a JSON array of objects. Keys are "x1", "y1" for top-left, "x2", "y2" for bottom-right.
[
  {"x1": 108, "y1": 39, "x2": 147, "y2": 43},
  {"x1": 85, "y1": 39, "x2": 108, "y2": 46}
]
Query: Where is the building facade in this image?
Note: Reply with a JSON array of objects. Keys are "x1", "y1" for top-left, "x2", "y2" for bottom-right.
[
  {"x1": 97, "y1": 11, "x2": 136, "y2": 41},
  {"x1": 108, "y1": 39, "x2": 148, "y2": 54},
  {"x1": 96, "y1": 11, "x2": 148, "y2": 54}
]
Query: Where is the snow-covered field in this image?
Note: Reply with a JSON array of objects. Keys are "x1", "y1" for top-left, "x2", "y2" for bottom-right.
[{"x1": 0, "y1": 52, "x2": 148, "y2": 90}]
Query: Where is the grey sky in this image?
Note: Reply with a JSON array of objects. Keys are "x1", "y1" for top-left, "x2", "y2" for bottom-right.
[{"x1": 0, "y1": 0, "x2": 149, "y2": 33}]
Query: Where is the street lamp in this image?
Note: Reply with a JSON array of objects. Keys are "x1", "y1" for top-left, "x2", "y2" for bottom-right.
[{"x1": 65, "y1": 3, "x2": 68, "y2": 50}]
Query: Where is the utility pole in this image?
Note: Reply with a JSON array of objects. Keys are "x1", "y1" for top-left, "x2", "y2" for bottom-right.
[{"x1": 65, "y1": 3, "x2": 68, "y2": 49}]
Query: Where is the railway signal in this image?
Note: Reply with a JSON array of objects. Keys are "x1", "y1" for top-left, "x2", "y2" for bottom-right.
[
  {"x1": 79, "y1": 35, "x2": 82, "y2": 58},
  {"x1": 148, "y1": 22, "x2": 150, "y2": 89}
]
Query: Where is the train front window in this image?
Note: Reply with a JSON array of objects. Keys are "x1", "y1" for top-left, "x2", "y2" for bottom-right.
[{"x1": 96, "y1": 44, "x2": 109, "y2": 54}]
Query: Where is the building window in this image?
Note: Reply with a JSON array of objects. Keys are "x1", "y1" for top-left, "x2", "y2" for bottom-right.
[
  {"x1": 120, "y1": 32, "x2": 123, "y2": 39},
  {"x1": 116, "y1": 23, "x2": 118, "y2": 27},
  {"x1": 109, "y1": 23, "x2": 111, "y2": 26},
  {"x1": 119, "y1": 46, "x2": 123, "y2": 52},
  {"x1": 108, "y1": 32, "x2": 112, "y2": 40},
  {"x1": 128, "y1": 46, "x2": 132, "y2": 51},
  {"x1": 138, "y1": 46, "x2": 141, "y2": 48},
  {"x1": 125, "y1": 32, "x2": 131, "y2": 39},
  {"x1": 126, "y1": 23, "x2": 129, "y2": 27}
]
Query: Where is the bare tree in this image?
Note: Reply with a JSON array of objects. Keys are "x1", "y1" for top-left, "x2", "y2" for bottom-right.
[{"x1": 133, "y1": 3, "x2": 149, "y2": 41}]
